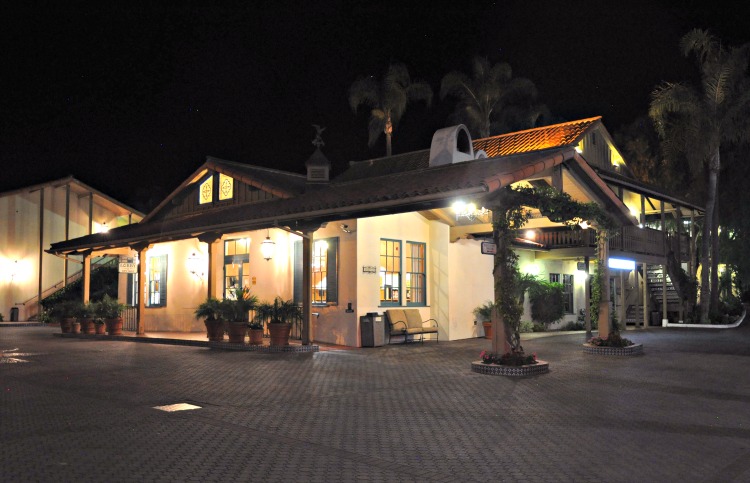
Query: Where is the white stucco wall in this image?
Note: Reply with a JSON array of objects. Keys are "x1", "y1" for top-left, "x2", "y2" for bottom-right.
[
  {"x1": 447, "y1": 238, "x2": 493, "y2": 340},
  {"x1": 0, "y1": 184, "x2": 137, "y2": 321}
]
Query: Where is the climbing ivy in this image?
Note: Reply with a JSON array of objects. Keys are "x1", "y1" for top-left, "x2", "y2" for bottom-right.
[{"x1": 490, "y1": 185, "x2": 617, "y2": 353}]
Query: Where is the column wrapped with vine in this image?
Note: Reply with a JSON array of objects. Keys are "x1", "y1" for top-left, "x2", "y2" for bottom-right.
[{"x1": 487, "y1": 185, "x2": 617, "y2": 356}]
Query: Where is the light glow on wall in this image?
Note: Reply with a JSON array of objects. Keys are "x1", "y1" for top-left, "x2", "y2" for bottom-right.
[
  {"x1": 522, "y1": 263, "x2": 540, "y2": 276},
  {"x1": 608, "y1": 257, "x2": 635, "y2": 270}
]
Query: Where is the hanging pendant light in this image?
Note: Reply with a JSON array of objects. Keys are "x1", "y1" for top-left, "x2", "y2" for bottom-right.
[{"x1": 261, "y1": 229, "x2": 275, "y2": 261}]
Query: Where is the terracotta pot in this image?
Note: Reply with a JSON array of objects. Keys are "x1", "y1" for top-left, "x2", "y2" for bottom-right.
[
  {"x1": 204, "y1": 318, "x2": 225, "y2": 342},
  {"x1": 60, "y1": 317, "x2": 75, "y2": 334},
  {"x1": 72, "y1": 322, "x2": 81, "y2": 334},
  {"x1": 227, "y1": 323, "x2": 247, "y2": 344},
  {"x1": 105, "y1": 317, "x2": 123, "y2": 335},
  {"x1": 248, "y1": 328, "x2": 264, "y2": 345},
  {"x1": 95, "y1": 323, "x2": 106, "y2": 335},
  {"x1": 482, "y1": 321, "x2": 492, "y2": 340},
  {"x1": 80, "y1": 318, "x2": 96, "y2": 335},
  {"x1": 268, "y1": 323, "x2": 291, "y2": 346}
]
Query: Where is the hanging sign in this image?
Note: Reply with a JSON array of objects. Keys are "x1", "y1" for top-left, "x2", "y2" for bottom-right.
[
  {"x1": 119, "y1": 262, "x2": 137, "y2": 273},
  {"x1": 481, "y1": 242, "x2": 497, "y2": 255}
]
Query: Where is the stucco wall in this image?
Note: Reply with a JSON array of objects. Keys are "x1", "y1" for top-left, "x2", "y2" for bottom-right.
[
  {"x1": 448, "y1": 238, "x2": 494, "y2": 340},
  {"x1": 0, "y1": 184, "x2": 135, "y2": 320}
]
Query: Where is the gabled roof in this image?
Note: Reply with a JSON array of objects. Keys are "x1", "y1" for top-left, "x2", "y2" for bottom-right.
[
  {"x1": 47, "y1": 146, "x2": 637, "y2": 256},
  {"x1": 0, "y1": 175, "x2": 143, "y2": 218},
  {"x1": 141, "y1": 156, "x2": 307, "y2": 223},
  {"x1": 474, "y1": 117, "x2": 601, "y2": 157}
]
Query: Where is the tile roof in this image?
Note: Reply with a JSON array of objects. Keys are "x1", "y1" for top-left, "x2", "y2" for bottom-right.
[
  {"x1": 473, "y1": 117, "x2": 601, "y2": 157},
  {"x1": 336, "y1": 117, "x2": 602, "y2": 183}
]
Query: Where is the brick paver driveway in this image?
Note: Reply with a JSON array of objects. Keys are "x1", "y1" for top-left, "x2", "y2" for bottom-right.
[{"x1": 2, "y1": 324, "x2": 750, "y2": 482}]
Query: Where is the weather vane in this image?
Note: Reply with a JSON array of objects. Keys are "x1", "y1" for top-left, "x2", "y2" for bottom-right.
[{"x1": 312, "y1": 124, "x2": 326, "y2": 148}]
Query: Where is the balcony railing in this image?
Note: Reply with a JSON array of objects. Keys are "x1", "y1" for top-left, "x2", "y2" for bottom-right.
[{"x1": 534, "y1": 226, "x2": 690, "y2": 259}]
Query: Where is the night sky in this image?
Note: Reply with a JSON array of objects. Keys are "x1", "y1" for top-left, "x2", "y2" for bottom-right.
[{"x1": 2, "y1": 1, "x2": 749, "y2": 213}]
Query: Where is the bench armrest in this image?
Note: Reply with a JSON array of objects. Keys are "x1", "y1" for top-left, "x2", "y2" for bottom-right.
[
  {"x1": 389, "y1": 320, "x2": 407, "y2": 332},
  {"x1": 421, "y1": 318, "x2": 438, "y2": 328}
]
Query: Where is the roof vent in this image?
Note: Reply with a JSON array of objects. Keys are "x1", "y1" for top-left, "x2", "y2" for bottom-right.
[
  {"x1": 305, "y1": 148, "x2": 331, "y2": 183},
  {"x1": 429, "y1": 125, "x2": 474, "y2": 167}
]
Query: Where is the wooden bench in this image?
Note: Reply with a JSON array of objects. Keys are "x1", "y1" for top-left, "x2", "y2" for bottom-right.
[{"x1": 385, "y1": 309, "x2": 439, "y2": 344}]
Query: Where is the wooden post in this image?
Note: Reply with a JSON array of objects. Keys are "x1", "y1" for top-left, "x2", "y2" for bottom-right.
[
  {"x1": 37, "y1": 187, "x2": 44, "y2": 317},
  {"x1": 584, "y1": 256, "x2": 592, "y2": 340},
  {"x1": 82, "y1": 253, "x2": 91, "y2": 304},
  {"x1": 302, "y1": 233, "x2": 312, "y2": 345},
  {"x1": 642, "y1": 262, "x2": 649, "y2": 328},
  {"x1": 598, "y1": 233, "x2": 610, "y2": 338},
  {"x1": 661, "y1": 201, "x2": 667, "y2": 325},
  {"x1": 63, "y1": 183, "x2": 70, "y2": 286},
  {"x1": 136, "y1": 245, "x2": 148, "y2": 335}
]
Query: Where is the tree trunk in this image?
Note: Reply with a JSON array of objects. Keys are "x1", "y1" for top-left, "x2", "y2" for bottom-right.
[
  {"x1": 710, "y1": 195, "x2": 720, "y2": 312},
  {"x1": 385, "y1": 115, "x2": 393, "y2": 157},
  {"x1": 700, "y1": 154, "x2": 719, "y2": 323},
  {"x1": 491, "y1": 208, "x2": 513, "y2": 354}
]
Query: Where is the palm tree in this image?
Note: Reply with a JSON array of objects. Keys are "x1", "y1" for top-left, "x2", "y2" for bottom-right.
[
  {"x1": 440, "y1": 56, "x2": 548, "y2": 139},
  {"x1": 348, "y1": 63, "x2": 432, "y2": 157},
  {"x1": 649, "y1": 29, "x2": 750, "y2": 322}
]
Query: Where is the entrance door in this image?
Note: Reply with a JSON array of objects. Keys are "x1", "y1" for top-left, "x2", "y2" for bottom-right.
[{"x1": 224, "y1": 238, "x2": 251, "y2": 298}]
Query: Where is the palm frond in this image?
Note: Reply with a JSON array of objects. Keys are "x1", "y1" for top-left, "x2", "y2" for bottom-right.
[
  {"x1": 440, "y1": 71, "x2": 472, "y2": 100},
  {"x1": 406, "y1": 81, "x2": 433, "y2": 107},
  {"x1": 680, "y1": 28, "x2": 719, "y2": 63},
  {"x1": 348, "y1": 77, "x2": 379, "y2": 113}
]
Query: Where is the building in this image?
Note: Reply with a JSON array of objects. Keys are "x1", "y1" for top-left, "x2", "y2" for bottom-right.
[
  {"x1": 46, "y1": 118, "x2": 701, "y2": 345},
  {"x1": 0, "y1": 176, "x2": 143, "y2": 321}
]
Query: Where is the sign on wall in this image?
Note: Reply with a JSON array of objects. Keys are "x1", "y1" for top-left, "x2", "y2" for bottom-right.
[
  {"x1": 362, "y1": 265, "x2": 377, "y2": 274},
  {"x1": 119, "y1": 262, "x2": 137, "y2": 273},
  {"x1": 481, "y1": 242, "x2": 497, "y2": 255}
]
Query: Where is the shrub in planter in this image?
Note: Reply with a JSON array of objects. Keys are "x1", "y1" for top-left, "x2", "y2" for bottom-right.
[
  {"x1": 195, "y1": 297, "x2": 225, "y2": 342},
  {"x1": 97, "y1": 294, "x2": 126, "y2": 335}
]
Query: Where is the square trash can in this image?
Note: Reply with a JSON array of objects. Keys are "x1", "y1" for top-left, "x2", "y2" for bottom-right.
[{"x1": 360, "y1": 313, "x2": 384, "y2": 347}]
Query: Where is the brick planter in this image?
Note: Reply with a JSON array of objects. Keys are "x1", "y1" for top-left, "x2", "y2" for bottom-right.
[
  {"x1": 471, "y1": 360, "x2": 549, "y2": 377},
  {"x1": 582, "y1": 343, "x2": 643, "y2": 356}
]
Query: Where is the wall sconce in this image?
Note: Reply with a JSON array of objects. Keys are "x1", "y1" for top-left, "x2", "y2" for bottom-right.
[
  {"x1": 260, "y1": 229, "x2": 275, "y2": 261},
  {"x1": 452, "y1": 200, "x2": 489, "y2": 222},
  {"x1": 100, "y1": 222, "x2": 109, "y2": 233},
  {"x1": 187, "y1": 252, "x2": 204, "y2": 278}
]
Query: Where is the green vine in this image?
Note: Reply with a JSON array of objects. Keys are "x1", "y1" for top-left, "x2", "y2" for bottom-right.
[{"x1": 490, "y1": 185, "x2": 616, "y2": 353}]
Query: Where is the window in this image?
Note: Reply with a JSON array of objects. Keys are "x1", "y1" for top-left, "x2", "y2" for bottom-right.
[
  {"x1": 406, "y1": 241, "x2": 426, "y2": 306},
  {"x1": 218, "y1": 173, "x2": 233, "y2": 200},
  {"x1": 199, "y1": 172, "x2": 234, "y2": 204},
  {"x1": 380, "y1": 239, "x2": 401, "y2": 306},
  {"x1": 224, "y1": 238, "x2": 250, "y2": 299},
  {"x1": 293, "y1": 237, "x2": 338, "y2": 305},
  {"x1": 562, "y1": 274, "x2": 574, "y2": 314},
  {"x1": 550, "y1": 273, "x2": 574, "y2": 314},
  {"x1": 199, "y1": 176, "x2": 213, "y2": 204},
  {"x1": 146, "y1": 254, "x2": 167, "y2": 307}
]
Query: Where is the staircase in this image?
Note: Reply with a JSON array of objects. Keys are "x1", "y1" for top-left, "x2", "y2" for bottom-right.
[{"x1": 646, "y1": 265, "x2": 681, "y2": 312}]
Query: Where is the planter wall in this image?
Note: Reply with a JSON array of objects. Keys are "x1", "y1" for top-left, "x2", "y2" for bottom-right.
[
  {"x1": 471, "y1": 360, "x2": 549, "y2": 377},
  {"x1": 227, "y1": 323, "x2": 247, "y2": 344},
  {"x1": 105, "y1": 317, "x2": 123, "y2": 336},
  {"x1": 248, "y1": 329, "x2": 264, "y2": 345},
  {"x1": 582, "y1": 343, "x2": 643, "y2": 356}
]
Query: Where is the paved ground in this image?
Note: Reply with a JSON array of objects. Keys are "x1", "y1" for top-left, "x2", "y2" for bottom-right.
[{"x1": 2, "y1": 324, "x2": 750, "y2": 482}]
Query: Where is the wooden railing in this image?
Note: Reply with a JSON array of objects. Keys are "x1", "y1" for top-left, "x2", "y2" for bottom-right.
[{"x1": 535, "y1": 227, "x2": 689, "y2": 259}]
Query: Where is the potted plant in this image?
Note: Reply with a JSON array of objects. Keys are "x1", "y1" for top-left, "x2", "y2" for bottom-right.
[
  {"x1": 98, "y1": 294, "x2": 126, "y2": 335},
  {"x1": 194, "y1": 297, "x2": 225, "y2": 342},
  {"x1": 76, "y1": 301, "x2": 96, "y2": 335},
  {"x1": 51, "y1": 301, "x2": 77, "y2": 333},
  {"x1": 220, "y1": 287, "x2": 259, "y2": 344},
  {"x1": 263, "y1": 296, "x2": 300, "y2": 346},
  {"x1": 248, "y1": 319, "x2": 264, "y2": 345},
  {"x1": 473, "y1": 301, "x2": 494, "y2": 339},
  {"x1": 90, "y1": 301, "x2": 107, "y2": 335}
]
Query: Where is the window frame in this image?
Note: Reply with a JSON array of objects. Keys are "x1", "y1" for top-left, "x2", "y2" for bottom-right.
[
  {"x1": 379, "y1": 238, "x2": 402, "y2": 307},
  {"x1": 146, "y1": 254, "x2": 167, "y2": 308},
  {"x1": 405, "y1": 241, "x2": 426, "y2": 306}
]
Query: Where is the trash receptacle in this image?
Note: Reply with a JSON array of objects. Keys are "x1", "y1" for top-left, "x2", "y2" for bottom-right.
[
  {"x1": 650, "y1": 311, "x2": 660, "y2": 327},
  {"x1": 360, "y1": 313, "x2": 384, "y2": 347},
  {"x1": 10, "y1": 307, "x2": 19, "y2": 322}
]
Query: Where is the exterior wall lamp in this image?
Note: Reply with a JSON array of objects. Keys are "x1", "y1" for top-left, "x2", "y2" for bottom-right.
[
  {"x1": 187, "y1": 252, "x2": 204, "y2": 279},
  {"x1": 261, "y1": 229, "x2": 275, "y2": 261}
]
